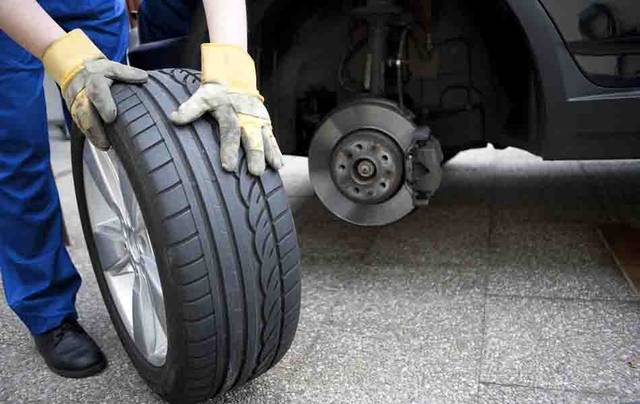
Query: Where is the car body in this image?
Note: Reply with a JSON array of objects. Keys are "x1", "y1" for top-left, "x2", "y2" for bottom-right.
[
  {"x1": 241, "y1": 0, "x2": 640, "y2": 159},
  {"x1": 131, "y1": 0, "x2": 640, "y2": 225}
]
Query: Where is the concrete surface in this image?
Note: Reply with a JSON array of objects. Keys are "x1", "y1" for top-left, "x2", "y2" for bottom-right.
[{"x1": 1, "y1": 136, "x2": 640, "y2": 404}]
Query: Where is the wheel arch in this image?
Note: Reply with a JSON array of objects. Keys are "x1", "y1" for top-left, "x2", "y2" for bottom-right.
[
  {"x1": 464, "y1": 0, "x2": 553, "y2": 154},
  {"x1": 475, "y1": 0, "x2": 640, "y2": 160}
]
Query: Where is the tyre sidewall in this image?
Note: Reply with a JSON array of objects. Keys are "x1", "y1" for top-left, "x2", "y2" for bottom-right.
[{"x1": 71, "y1": 123, "x2": 189, "y2": 397}]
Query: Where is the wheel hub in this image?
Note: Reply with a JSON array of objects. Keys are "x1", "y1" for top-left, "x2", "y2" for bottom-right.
[
  {"x1": 356, "y1": 159, "x2": 375, "y2": 179},
  {"x1": 309, "y1": 98, "x2": 417, "y2": 226},
  {"x1": 124, "y1": 227, "x2": 143, "y2": 267},
  {"x1": 331, "y1": 129, "x2": 404, "y2": 205}
]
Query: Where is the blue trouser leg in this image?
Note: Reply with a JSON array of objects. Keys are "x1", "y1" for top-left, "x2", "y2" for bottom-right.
[
  {"x1": 0, "y1": 42, "x2": 77, "y2": 336},
  {"x1": 0, "y1": 1, "x2": 128, "y2": 336}
]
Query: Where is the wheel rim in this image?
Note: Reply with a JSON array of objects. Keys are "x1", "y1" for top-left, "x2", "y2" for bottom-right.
[{"x1": 82, "y1": 143, "x2": 168, "y2": 366}]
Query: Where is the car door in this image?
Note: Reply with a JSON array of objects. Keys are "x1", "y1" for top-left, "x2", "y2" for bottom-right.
[{"x1": 539, "y1": 0, "x2": 640, "y2": 87}]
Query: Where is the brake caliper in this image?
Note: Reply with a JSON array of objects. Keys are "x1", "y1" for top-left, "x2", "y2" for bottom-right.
[{"x1": 405, "y1": 127, "x2": 443, "y2": 206}]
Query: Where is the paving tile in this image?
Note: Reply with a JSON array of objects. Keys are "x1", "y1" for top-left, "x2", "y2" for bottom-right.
[
  {"x1": 481, "y1": 296, "x2": 640, "y2": 399},
  {"x1": 477, "y1": 383, "x2": 625, "y2": 404},
  {"x1": 421, "y1": 147, "x2": 497, "y2": 216},
  {"x1": 56, "y1": 171, "x2": 87, "y2": 250},
  {"x1": 5, "y1": 138, "x2": 640, "y2": 403},
  {"x1": 333, "y1": 263, "x2": 484, "y2": 298},
  {"x1": 0, "y1": 296, "x2": 155, "y2": 404},
  {"x1": 280, "y1": 156, "x2": 315, "y2": 198},
  {"x1": 492, "y1": 161, "x2": 607, "y2": 224},
  {"x1": 433, "y1": 166, "x2": 495, "y2": 210},
  {"x1": 49, "y1": 133, "x2": 72, "y2": 177},
  {"x1": 365, "y1": 207, "x2": 490, "y2": 268},
  {"x1": 615, "y1": 204, "x2": 640, "y2": 228},
  {"x1": 477, "y1": 383, "x2": 564, "y2": 403},
  {"x1": 226, "y1": 288, "x2": 484, "y2": 404},
  {"x1": 296, "y1": 209, "x2": 381, "y2": 266},
  {"x1": 487, "y1": 223, "x2": 637, "y2": 300},
  {"x1": 0, "y1": 286, "x2": 26, "y2": 348},
  {"x1": 563, "y1": 391, "x2": 625, "y2": 404},
  {"x1": 581, "y1": 160, "x2": 640, "y2": 207},
  {"x1": 291, "y1": 196, "x2": 339, "y2": 224},
  {"x1": 288, "y1": 196, "x2": 313, "y2": 216}
]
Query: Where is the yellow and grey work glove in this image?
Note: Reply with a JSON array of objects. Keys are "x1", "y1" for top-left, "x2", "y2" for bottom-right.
[
  {"x1": 170, "y1": 44, "x2": 283, "y2": 176},
  {"x1": 42, "y1": 29, "x2": 148, "y2": 150}
]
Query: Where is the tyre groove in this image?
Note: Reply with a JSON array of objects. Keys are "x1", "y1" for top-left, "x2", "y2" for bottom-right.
[
  {"x1": 256, "y1": 179, "x2": 290, "y2": 372},
  {"x1": 153, "y1": 72, "x2": 246, "y2": 393},
  {"x1": 279, "y1": 246, "x2": 298, "y2": 263},
  {"x1": 166, "y1": 230, "x2": 199, "y2": 249},
  {"x1": 137, "y1": 77, "x2": 225, "y2": 396},
  {"x1": 126, "y1": 112, "x2": 153, "y2": 132},
  {"x1": 175, "y1": 252, "x2": 205, "y2": 270},
  {"x1": 247, "y1": 172, "x2": 283, "y2": 376},
  {"x1": 278, "y1": 228, "x2": 295, "y2": 244},
  {"x1": 185, "y1": 310, "x2": 216, "y2": 323},
  {"x1": 238, "y1": 163, "x2": 276, "y2": 379},
  {"x1": 156, "y1": 180, "x2": 182, "y2": 196},
  {"x1": 265, "y1": 184, "x2": 284, "y2": 198},
  {"x1": 162, "y1": 205, "x2": 191, "y2": 223},
  {"x1": 272, "y1": 207, "x2": 290, "y2": 224},
  {"x1": 139, "y1": 137, "x2": 164, "y2": 154},
  {"x1": 147, "y1": 159, "x2": 175, "y2": 176}
]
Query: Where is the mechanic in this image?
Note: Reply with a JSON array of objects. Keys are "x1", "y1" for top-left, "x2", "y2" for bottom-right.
[{"x1": 0, "y1": 0, "x2": 282, "y2": 378}]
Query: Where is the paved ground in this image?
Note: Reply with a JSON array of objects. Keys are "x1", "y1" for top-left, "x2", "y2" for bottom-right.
[{"x1": 1, "y1": 135, "x2": 640, "y2": 403}]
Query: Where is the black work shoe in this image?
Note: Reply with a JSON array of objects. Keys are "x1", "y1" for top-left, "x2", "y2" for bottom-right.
[{"x1": 34, "y1": 318, "x2": 107, "y2": 378}]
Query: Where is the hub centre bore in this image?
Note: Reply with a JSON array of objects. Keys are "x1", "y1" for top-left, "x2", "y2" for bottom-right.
[{"x1": 355, "y1": 159, "x2": 376, "y2": 180}]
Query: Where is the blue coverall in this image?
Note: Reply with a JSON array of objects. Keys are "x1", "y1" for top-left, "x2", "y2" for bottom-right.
[
  {"x1": 0, "y1": 0, "x2": 128, "y2": 336},
  {"x1": 138, "y1": 0, "x2": 195, "y2": 44}
]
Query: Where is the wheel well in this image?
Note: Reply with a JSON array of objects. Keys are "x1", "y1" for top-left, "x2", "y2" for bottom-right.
[
  {"x1": 468, "y1": 0, "x2": 543, "y2": 152},
  {"x1": 253, "y1": 0, "x2": 544, "y2": 156}
]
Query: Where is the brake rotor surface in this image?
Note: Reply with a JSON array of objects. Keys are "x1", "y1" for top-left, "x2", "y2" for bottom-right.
[{"x1": 309, "y1": 99, "x2": 416, "y2": 226}]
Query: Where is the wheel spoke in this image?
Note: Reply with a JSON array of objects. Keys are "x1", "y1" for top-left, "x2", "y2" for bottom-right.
[
  {"x1": 117, "y1": 159, "x2": 139, "y2": 230},
  {"x1": 137, "y1": 227, "x2": 154, "y2": 257},
  {"x1": 94, "y1": 219, "x2": 129, "y2": 274},
  {"x1": 105, "y1": 255, "x2": 133, "y2": 275},
  {"x1": 132, "y1": 205, "x2": 145, "y2": 236},
  {"x1": 84, "y1": 142, "x2": 166, "y2": 366},
  {"x1": 140, "y1": 254, "x2": 166, "y2": 333},
  {"x1": 132, "y1": 271, "x2": 159, "y2": 359},
  {"x1": 84, "y1": 146, "x2": 127, "y2": 224}
]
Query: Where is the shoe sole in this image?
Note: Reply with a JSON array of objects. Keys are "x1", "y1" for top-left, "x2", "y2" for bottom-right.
[{"x1": 46, "y1": 359, "x2": 108, "y2": 379}]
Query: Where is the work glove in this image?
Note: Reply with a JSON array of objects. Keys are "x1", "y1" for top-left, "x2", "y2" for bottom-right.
[
  {"x1": 42, "y1": 29, "x2": 148, "y2": 150},
  {"x1": 170, "y1": 44, "x2": 283, "y2": 176}
]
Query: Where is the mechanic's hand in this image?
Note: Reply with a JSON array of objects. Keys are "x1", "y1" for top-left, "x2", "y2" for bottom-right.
[
  {"x1": 170, "y1": 44, "x2": 283, "y2": 176},
  {"x1": 42, "y1": 29, "x2": 148, "y2": 150}
]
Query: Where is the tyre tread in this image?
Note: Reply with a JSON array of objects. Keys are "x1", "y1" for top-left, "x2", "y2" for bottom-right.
[{"x1": 83, "y1": 69, "x2": 302, "y2": 403}]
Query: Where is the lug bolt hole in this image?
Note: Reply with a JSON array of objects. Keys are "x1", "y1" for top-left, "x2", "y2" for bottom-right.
[
  {"x1": 380, "y1": 182, "x2": 387, "y2": 189},
  {"x1": 356, "y1": 144, "x2": 363, "y2": 151},
  {"x1": 354, "y1": 187, "x2": 360, "y2": 194},
  {"x1": 339, "y1": 164, "x2": 346, "y2": 170},
  {"x1": 382, "y1": 155, "x2": 389, "y2": 162}
]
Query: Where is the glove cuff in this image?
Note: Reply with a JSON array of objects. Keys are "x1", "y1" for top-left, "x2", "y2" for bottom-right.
[
  {"x1": 201, "y1": 44, "x2": 262, "y2": 98},
  {"x1": 42, "y1": 29, "x2": 105, "y2": 92}
]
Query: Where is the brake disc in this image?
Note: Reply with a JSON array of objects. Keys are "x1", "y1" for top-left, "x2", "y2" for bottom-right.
[{"x1": 308, "y1": 99, "x2": 416, "y2": 226}]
